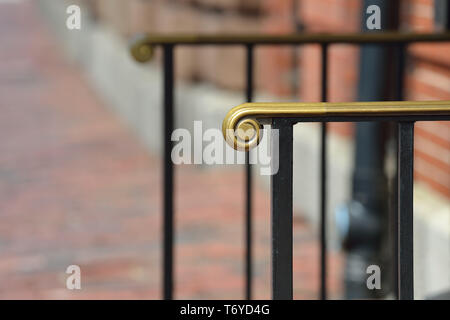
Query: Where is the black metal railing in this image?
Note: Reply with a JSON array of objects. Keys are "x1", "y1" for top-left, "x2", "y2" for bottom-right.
[
  {"x1": 223, "y1": 101, "x2": 450, "y2": 300},
  {"x1": 130, "y1": 32, "x2": 450, "y2": 300}
]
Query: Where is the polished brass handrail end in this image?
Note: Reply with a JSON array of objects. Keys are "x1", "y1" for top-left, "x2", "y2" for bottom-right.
[
  {"x1": 222, "y1": 103, "x2": 263, "y2": 151},
  {"x1": 130, "y1": 35, "x2": 155, "y2": 63}
]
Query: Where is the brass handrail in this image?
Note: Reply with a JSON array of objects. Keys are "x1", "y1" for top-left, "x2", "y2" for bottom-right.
[
  {"x1": 130, "y1": 32, "x2": 450, "y2": 62},
  {"x1": 222, "y1": 101, "x2": 450, "y2": 150}
]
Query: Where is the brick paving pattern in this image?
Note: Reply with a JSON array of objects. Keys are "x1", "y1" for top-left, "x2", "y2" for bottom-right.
[{"x1": 0, "y1": 1, "x2": 342, "y2": 299}]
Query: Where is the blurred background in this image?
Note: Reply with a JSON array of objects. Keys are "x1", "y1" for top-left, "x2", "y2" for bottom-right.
[{"x1": 0, "y1": 0, "x2": 448, "y2": 299}]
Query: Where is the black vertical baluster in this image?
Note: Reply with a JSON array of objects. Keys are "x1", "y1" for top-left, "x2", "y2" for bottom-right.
[
  {"x1": 392, "y1": 43, "x2": 405, "y2": 299},
  {"x1": 245, "y1": 44, "x2": 254, "y2": 300},
  {"x1": 271, "y1": 119, "x2": 293, "y2": 300},
  {"x1": 163, "y1": 44, "x2": 174, "y2": 300},
  {"x1": 320, "y1": 43, "x2": 328, "y2": 300},
  {"x1": 397, "y1": 121, "x2": 414, "y2": 300}
]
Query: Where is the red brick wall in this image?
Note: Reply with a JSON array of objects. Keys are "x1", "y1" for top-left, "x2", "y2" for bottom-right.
[
  {"x1": 93, "y1": 0, "x2": 449, "y2": 198},
  {"x1": 402, "y1": 0, "x2": 450, "y2": 198},
  {"x1": 296, "y1": 0, "x2": 361, "y2": 137}
]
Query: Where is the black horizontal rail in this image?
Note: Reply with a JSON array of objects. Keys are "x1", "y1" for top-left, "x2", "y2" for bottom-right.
[{"x1": 130, "y1": 32, "x2": 450, "y2": 301}]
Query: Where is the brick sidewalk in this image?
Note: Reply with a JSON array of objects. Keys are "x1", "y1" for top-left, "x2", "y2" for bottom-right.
[{"x1": 0, "y1": 1, "x2": 342, "y2": 299}]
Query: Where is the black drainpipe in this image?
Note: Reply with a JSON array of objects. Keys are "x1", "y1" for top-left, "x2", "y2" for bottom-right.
[{"x1": 337, "y1": 0, "x2": 401, "y2": 299}]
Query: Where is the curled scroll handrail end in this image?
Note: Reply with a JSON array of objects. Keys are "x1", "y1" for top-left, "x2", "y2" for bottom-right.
[
  {"x1": 130, "y1": 35, "x2": 155, "y2": 63},
  {"x1": 222, "y1": 103, "x2": 263, "y2": 151}
]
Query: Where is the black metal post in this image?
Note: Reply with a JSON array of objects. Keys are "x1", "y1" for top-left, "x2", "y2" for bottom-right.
[
  {"x1": 320, "y1": 43, "x2": 328, "y2": 300},
  {"x1": 163, "y1": 44, "x2": 174, "y2": 300},
  {"x1": 397, "y1": 121, "x2": 414, "y2": 300},
  {"x1": 392, "y1": 43, "x2": 406, "y2": 299},
  {"x1": 245, "y1": 44, "x2": 254, "y2": 300},
  {"x1": 271, "y1": 119, "x2": 293, "y2": 300}
]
